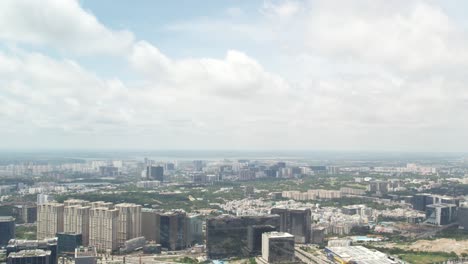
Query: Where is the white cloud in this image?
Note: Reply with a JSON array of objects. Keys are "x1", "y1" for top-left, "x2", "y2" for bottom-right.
[
  {"x1": 0, "y1": 0, "x2": 134, "y2": 55},
  {"x1": 1, "y1": 0, "x2": 468, "y2": 151},
  {"x1": 129, "y1": 41, "x2": 289, "y2": 98}
]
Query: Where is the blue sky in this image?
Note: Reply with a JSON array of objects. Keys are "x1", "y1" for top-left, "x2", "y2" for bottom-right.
[{"x1": 1, "y1": 0, "x2": 468, "y2": 151}]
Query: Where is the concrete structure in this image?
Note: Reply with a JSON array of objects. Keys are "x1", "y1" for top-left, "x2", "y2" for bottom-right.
[
  {"x1": 425, "y1": 203, "x2": 457, "y2": 226},
  {"x1": 0, "y1": 216, "x2": 15, "y2": 246},
  {"x1": 186, "y1": 214, "x2": 203, "y2": 246},
  {"x1": 90, "y1": 201, "x2": 113, "y2": 209},
  {"x1": 325, "y1": 246, "x2": 397, "y2": 264},
  {"x1": 311, "y1": 227, "x2": 325, "y2": 244},
  {"x1": 458, "y1": 205, "x2": 468, "y2": 230},
  {"x1": 206, "y1": 214, "x2": 280, "y2": 259},
  {"x1": 270, "y1": 208, "x2": 311, "y2": 243},
  {"x1": 261, "y1": 232, "x2": 295, "y2": 264},
  {"x1": 120, "y1": 237, "x2": 146, "y2": 253},
  {"x1": 115, "y1": 203, "x2": 142, "y2": 247},
  {"x1": 159, "y1": 211, "x2": 186, "y2": 251},
  {"x1": 64, "y1": 205, "x2": 90, "y2": 245},
  {"x1": 141, "y1": 209, "x2": 160, "y2": 242},
  {"x1": 57, "y1": 233, "x2": 82, "y2": 256},
  {"x1": 7, "y1": 249, "x2": 52, "y2": 264},
  {"x1": 6, "y1": 238, "x2": 58, "y2": 264},
  {"x1": 75, "y1": 246, "x2": 97, "y2": 264},
  {"x1": 89, "y1": 207, "x2": 119, "y2": 252},
  {"x1": 37, "y1": 203, "x2": 64, "y2": 240},
  {"x1": 146, "y1": 165, "x2": 164, "y2": 181},
  {"x1": 247, "y1": 225, "x2": 277, "y2": 255}
]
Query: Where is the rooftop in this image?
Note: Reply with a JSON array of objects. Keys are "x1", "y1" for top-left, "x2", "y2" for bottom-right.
[{"x1": 326, "y1": 246, "x2": 397, "y2": 264}]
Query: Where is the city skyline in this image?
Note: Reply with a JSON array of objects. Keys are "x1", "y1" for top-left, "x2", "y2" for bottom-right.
[{"x1": 1, "y1": 0, "x2": 468, "y2": 151}]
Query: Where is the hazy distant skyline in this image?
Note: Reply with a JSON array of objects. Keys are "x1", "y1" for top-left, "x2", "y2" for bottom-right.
[{"x1": 1, "y1": 0, "x2": 468, "y2": 151}]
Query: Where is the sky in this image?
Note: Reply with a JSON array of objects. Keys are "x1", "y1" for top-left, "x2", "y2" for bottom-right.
[{"x1": 1, "y1": 0, "x2": 468, "y2": 152}]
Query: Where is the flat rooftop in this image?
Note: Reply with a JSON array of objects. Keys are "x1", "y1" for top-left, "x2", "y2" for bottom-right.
[{"x1": 326, "y1": 246, "x2": 398, "y2": 264}]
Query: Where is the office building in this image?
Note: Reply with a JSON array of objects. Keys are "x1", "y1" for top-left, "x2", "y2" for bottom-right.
[
  {"x1": 311, "y1": 227, "x2": 325, "y2": 244},
  {"x1": 89, "y1": 207, "x2": 119, "y2": 252},
  {"x1": 160, "y1": 211, "x2": 186, "y2": 251},
  {"x1": 14, "y1": 205, "x2": 37, "y2": 224},
  {"x1": 64, "y1": 205, "x2": 90, "y2": 246},
  {"x1": 37, "y1": 203, "x2": 64, "y2": 240},
  {"x1": 247, "y1": 225, "x2": 277, "y2": 255},
  {"x1": 425, "y1": 203, "x2": 457, "y2": 226},
  {"x1": 115, "y1": 203, "x2": 142, "y2": 247},
  {"x1": 7, "y1": 250, "x2": 52, "y2": 264},
  {"x1": 75, "y1": 246, "x2": 97, "y2": 264},
  {"x1": 206, "y1": 214, "x2": 280, "y2": 259},
  {"x1": 57, "y1": 233, "x2": 82, "y2": 256},
  {"x1": 458, "y1": 205, "x2": 468, "y2": 230},
  {"x1": 146, "y1": 166, "x2": 164, "y2": 182},
  {"x1": 141, "y1": 209, "x2": 160, "y2": 242},
  {"x1": 270, "y1": 208, "x2": 311, "y2": 243},
  {"x1": 165, "y1": 163, "x2": 175, "y2": 171},
  {"x1": 0, "y1": 216, "x2": 15, "y2": 246},
  {"x1": 6, "y1": 238, "x2": 58, "y2": 264},
  {"x1": 186, "y1": 214, "x2": 203, "y2": 246},
  {"x1": 261, "y1": 232, "x2": 295, "y2": 264},
  {"x1": 193, "y1": 160, "x2": 204, "y2": 171}
]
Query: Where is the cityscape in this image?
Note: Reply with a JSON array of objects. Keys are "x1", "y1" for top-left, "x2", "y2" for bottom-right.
[
  {"x1": 1, "y1": 151, "x2": 468, "y2": 264},
  {"x1": 2, "y1": 0, "x2": 468, "y2": 264}
]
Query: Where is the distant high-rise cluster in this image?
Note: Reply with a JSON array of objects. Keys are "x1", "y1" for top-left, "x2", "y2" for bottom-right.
[{"x1": 36, "y1": 200, "x2": 141, "y2": 252}]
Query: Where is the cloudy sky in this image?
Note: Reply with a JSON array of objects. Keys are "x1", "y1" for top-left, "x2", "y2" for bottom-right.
[{"x1": 1, "y1": 0, "x2": 468, "y2": 151}]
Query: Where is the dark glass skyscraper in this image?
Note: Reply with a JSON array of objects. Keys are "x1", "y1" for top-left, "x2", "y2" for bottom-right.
[{"x1": 0, "y1": 216, "x2": 15, "y2": 246}]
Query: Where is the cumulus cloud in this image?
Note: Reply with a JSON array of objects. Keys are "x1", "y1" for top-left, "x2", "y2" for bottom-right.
[
  {"x1": 1, "y1": 0, "x2": 468, "y2": 151},
  {"x1": 0, "y1": 0, "x2": 134, "y2": 55}
]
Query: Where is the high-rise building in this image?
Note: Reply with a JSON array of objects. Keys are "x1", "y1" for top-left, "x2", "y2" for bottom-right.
[
  {"x1": 160, "y1": 211, "x2": 187, "y2": 251},
  {"x1": 88, "y1": 207, "x2": 119, "y2": 252},
  {"x1": 141, "y1": 209, "x2": 160, "y2": 243},
  {"x1": 37, "y1": 194, "x2": 53, "y2": 205},
  {"x1": 57, "y1": 233, "x2": 82, "y2": 256},
  {"x1": 186, "y1": 214, "x2": 203, "y2": 246},
  {"x1": 458, "y1": 205, "x2": 468, "y2": 230},
  {"x1": 6, "y1": 238, "x2": 58, "y2": 264},
  {"x1": 64, "y1": 205, "x2": 90, "y2": 246},
  {"x1": 90, "y1": 201, "x2": 113, "y2": 209},
  {"x1": 247, "y1": 225, "x2": 277, "y2": 255},
  {"x1": 7, "y1": 250, "x2": 52, "y2": 264},
  {"x1": 63, "y1": 199, "x2": 89, "y2": 207},
  {"x1": 206, "y1": 215, "x2": 280, "y2": 259},
  {"x1": 425, "y1": 203, "x2": 457, "y2": 226},
  {"x1": 193, "y1": 160, "x2": 204, "y2": 171},
  {"x1": 14, "y1": 205, "x2": 37, "y2": 224},
  {"x1": 75, "y1": 246, "x2": 97, "y2": 264},
  {"x1": 165, "y1": 163, "x2": 175, "y2": 171},
  {"x1": 146, "y1": 166, "x2": 164, "y2": 181},
  {"x1": 37, "y1": 203, "x2": 64, "y2": 240},
  {"x1": 115, "y1": 203, "x2": 142, "y2": 247},
  {"x1": 0, "y1": 216, "x2": 15, "y2": 246},
  {"x1": 261, "y1": 232, "x2": 295, "y2": 264},
  {"x1": 270, "y1": 208, "x2": 311, "y2": 243}
]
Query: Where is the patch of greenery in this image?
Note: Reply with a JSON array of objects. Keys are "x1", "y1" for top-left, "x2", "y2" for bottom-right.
[{"x1": 16, "y1": 225, "x2": 37, "y2": 240}]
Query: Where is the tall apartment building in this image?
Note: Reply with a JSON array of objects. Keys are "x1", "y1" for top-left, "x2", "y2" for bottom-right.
[
  {"x1": 90, "y1": 201, "x2": 113, "y2": 209},
  {"x1": 115, "y1": 203, "x2": 142, "y2": 247},
  {"x1": 64, "y1": 205, "x2": 90, "y2": 246},
  {"x1": 64, "y1": 199, "x2": 89, "y2": 207},
  {"x1": 88, "y1": 207, "x2": 119, "y2": 252},
  {"x1": 37, "y1": 203, "x2": 64, "y2": 240}
]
